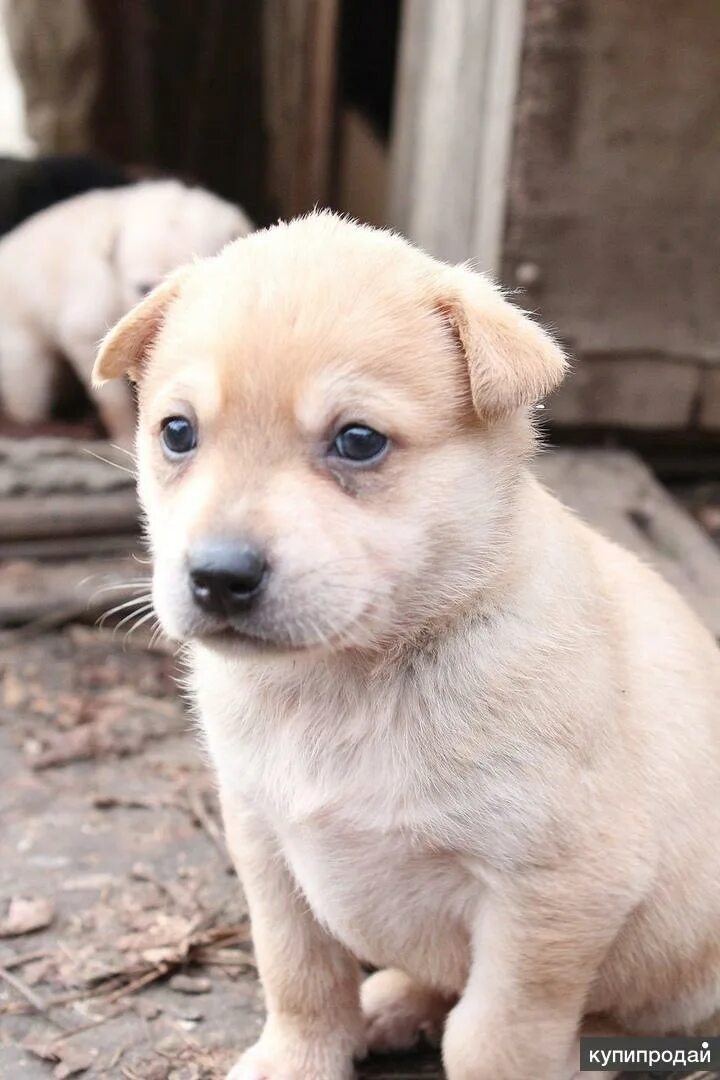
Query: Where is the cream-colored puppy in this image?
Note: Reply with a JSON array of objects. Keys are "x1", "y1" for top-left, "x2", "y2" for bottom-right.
[
  {"x1": 0, "y1": 179, "x2": 251, "y2": 440},
  {"x1": 94, "y1": 213, "x2": 720, "y2": 1080}
]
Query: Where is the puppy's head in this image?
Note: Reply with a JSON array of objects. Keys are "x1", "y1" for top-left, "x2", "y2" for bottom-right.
[
  {"x1": 94, "y1": 213, "x2": 566, "y2": 654},
  {"x1": 114, "y1": 180, "x2": 252, "y2": 309}
]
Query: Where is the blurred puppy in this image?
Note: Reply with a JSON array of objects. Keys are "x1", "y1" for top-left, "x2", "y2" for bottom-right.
[
  {"x1": 0, "y1": 179, "x2": 251, "y2": 439},
  {"x1": 94, "y1": 213, "x2": 720, "y2": 1080}
]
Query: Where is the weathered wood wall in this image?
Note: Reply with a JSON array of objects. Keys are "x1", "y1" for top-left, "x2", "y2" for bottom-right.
[{"x1": 503, "y1": 0, "x2": 720, "y2": 433}]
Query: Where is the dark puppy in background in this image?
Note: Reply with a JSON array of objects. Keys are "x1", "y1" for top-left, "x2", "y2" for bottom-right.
[{"x1": 0, "y1": 153, "x2": 128, "y2": 236}]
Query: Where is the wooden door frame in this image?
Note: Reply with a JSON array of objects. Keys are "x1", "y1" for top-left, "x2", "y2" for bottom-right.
[{"x1": 389, "y1": 0, "x2": 526, "y2": 273}]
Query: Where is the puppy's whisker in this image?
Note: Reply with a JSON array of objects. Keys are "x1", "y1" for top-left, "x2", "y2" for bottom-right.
[
  {"x1": 109, "y1": 442, "x2": 138, "y2": 463},
  {"x1": 148, "y1": 623, "x2": 167, "y2": 650},
  {"x1": 82, "y1": 447, "x2": 137, "y2": 477},
  {"x1": 78, "y1": 570, "x2": 121, "y2": 590},
  {"x1": 109, "y1": 597, "x2": 153, "y2": 622},
  {"x1": 92, "y1": 579, "x2": 151, "y2": 597},
  {"x1": 112, "y1": 605, "x2": 155, "y2": 637},
  {"x1": 100, "y1": 597, "x2": 153, "y2": 629},
  {"x1": 99, "y1": 594, "x2": 153, "y2": 619},
  {"x1": 122, "y1": 608, "x2": 158, "y2": 644}
]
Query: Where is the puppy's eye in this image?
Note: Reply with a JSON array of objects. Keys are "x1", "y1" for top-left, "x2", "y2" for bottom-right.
[
  {"x1": 161, "y1": 416, "x2": 197, "y2": 457},
  {"x1": 330, "y1": 424, "x2": 388, "y2": 464}
]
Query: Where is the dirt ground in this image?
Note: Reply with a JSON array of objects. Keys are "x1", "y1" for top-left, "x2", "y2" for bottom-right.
[{"x1": 0, "y1": 624, "x2": 715, "y2": 1080}]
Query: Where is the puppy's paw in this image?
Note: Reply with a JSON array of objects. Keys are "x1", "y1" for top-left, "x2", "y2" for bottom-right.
[
  {"x1": 226, "y1": 1032, "x2": 355, "y2": 1080},
  {"x1": 361, "y1": 968, "x2": 451, "y2": 1054},
  {"x1": 566, "y1": 1028, "x2": 621, "y2": 1080}
]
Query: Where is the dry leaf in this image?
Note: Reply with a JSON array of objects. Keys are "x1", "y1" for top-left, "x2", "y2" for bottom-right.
[
  {"x1": 0, "y1": 896, "x2": 54, "y2": 937},
  {"x1": 2, "y1": 668, "x2": 26, "y2": 708},
  {"x1": 128, "y1": 1062, "x2": 171, "y2": 1080},
  {"x1": 24, "y1": 1042, "x2": 92, "y2": 1078},
  {"x1": 25, "y1": 692, "x2": 180, "y2": 770},
  {"x1": 24, "y1": 1040, "x2": 60, "y2": 1063},
  {"x1": 53, "y1": 1047, "x2": 93, "y2": 1078},
  {"x1": 168, "y1": 1066, "x2": 202, "y2": 1080}
]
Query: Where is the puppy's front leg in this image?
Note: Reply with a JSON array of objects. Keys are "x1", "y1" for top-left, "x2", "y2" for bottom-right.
[
  {"x1": 222, "y1": 794, "x2": 363, "y2": 1080},
  {"x1": 443, "y1": 879, "x2": 631, "y2": 1080}
]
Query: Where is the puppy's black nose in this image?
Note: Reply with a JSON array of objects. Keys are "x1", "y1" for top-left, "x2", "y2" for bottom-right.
[{"x1": 189, "y1": 541, "x2": 267, "y2": 616}]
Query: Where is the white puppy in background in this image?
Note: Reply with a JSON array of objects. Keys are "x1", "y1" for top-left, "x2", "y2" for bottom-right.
[{"x1": 0, "y1": 179, "x2": 251, "y2": 440}]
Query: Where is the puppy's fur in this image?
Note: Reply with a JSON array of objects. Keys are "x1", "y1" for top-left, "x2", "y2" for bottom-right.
[
  {"x1": 0, "y1": 179, "x2": 251, "y2": 440},
  {"x1": 95, "y1": 213, "x2": 720, "y2": 1080}
]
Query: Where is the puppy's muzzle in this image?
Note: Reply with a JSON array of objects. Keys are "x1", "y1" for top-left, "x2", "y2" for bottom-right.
[{"x1": 189, "y1": 539, "x2": 267, "y2": 618}]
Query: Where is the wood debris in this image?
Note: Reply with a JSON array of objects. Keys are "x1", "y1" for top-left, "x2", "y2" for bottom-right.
[
  {"x1": 0, "y1": 896, "x2": 54, "y2": 937},
  {"x1": 24, "y1": 1040, "x2": 95, "y2": 1078},
  {"x1": 23, "y1": 689, "x2": 181, "y2": 770},
  {"x1": 1, "y1": 871, "x2": 253, "y2": 1017},
  {"x1": 168, "y1": 974, "x2": 212, "y2": 995}
]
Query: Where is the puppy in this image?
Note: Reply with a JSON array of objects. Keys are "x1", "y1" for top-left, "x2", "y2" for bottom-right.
[
  {"x1": 94, "y1": 212, "x2": 720, "y2": 1080},
  {"x1": 0, "y1": 179, "x2": 251, "y2": 440}
]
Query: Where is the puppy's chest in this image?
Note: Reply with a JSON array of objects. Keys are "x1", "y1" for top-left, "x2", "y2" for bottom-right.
[
  {"x1": 209, "y1": 671, "x2": 554, "y2": 865},
  {"x1": 203, "y1": 663, "x2": 554, "y2": 983},
  {"x1": 214, "y1": 710, "x2": 481, "y2": 986},
  {"x1": 277, "y1": 815, "x2": 475, "y2": 991}
]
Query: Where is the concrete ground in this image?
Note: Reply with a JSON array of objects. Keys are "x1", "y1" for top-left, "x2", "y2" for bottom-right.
[{"x1": 0, "y1": 626, "x2": 443, "y2": 1079}]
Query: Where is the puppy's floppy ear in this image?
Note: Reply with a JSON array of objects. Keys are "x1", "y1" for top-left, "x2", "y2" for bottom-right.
[
  {"x1": 437, "y1": 266, "x2": 568, "y2": 418},
  {"x1": 93, "y1": 270, "x2": 187, "y2": 385}
]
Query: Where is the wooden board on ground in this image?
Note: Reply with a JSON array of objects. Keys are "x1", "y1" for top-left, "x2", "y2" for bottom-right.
[
  {"x1": 0, "y1": 437, "x2": 134, "y2": 499},
  {"x1": 0, "y1": 552, "x2": 146, "y2": 627},
  {"x1": 537, "y1": 449, "x2": 720, "y2": 638},
  {"x1": 0, "y1": 437, "x2": 138, "y2": 559},
  {"x1": 0, "y1": 438, "x2": 142, "y2": 626},
  {"x1": 503, "y1": 0, "x2": 720, "y2": 433}
]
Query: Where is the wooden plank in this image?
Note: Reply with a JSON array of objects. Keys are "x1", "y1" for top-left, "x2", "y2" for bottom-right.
[
  {"x1": 389, "y1": 0, "x2": 526, "y2": 270},
  {"x1": 262, "y1": 0, "x2": 339, "y2": 216},
  {"x1": 0, "y1": 437, "x2": 137, "y2": 544},
  {"x1": 537, "y1": 449, "x2": 720, "y2": 637},
  {"x1": 503, "y1": 0, "x2": 720, "y2": 433},
  {"x1": 0, "y1": 553, "x2": 146, "y2": 626},
  {"x1": 547, "y1": 355, "x2": 702, "y2": 430},
  {"x1": 0, "y1": 492, "x2": 138, "y2": 542},
  {"x1": 0, "y1": 533, "x2": 140, "y2": 561},
  {"x1": 0, "y1": 437, "x2": 134, "y2": 498},
  {"x1": 699, "y1": 367, "x2": 720, "y2": 430}
]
